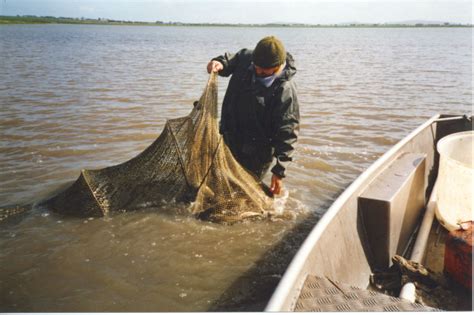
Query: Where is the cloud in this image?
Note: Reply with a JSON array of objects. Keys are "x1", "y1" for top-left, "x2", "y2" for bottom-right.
[{"x1": 79, "y1": 5, "x2": 96, "y2": 14}]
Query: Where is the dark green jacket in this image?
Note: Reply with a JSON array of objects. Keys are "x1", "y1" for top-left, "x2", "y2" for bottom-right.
[{"x1": 212, "y1": 49, "x2": 300, "y2": 179}]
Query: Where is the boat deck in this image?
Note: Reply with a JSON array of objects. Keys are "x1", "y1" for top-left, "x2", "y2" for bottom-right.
[{"x1": 294, "y1": 275, "x2": 437, "y2": 312}]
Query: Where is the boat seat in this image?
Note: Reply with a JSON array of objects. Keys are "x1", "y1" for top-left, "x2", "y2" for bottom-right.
[
  {"x1": 358, "y1": 153, "x2": 426, "y2": 269},
  {"x1": 294, "y1": 275, "x2": 438, "y2": 312}
]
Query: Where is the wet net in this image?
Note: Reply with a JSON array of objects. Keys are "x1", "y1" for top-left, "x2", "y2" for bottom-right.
[{"x1": 44, "y1": 73, "x2": 275, "y2": 223}]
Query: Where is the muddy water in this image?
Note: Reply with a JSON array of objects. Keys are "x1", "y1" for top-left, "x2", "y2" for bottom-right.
[{"x1": 0, "y1": 25, "x2": 471, "y2": 311}]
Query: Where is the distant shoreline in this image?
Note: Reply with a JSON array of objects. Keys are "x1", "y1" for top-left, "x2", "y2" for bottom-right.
[{"x1": 1, "y1": 15, "x2": 472, "y2": 28}]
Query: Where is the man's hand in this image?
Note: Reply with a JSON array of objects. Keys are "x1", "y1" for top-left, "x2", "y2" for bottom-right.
[
  {"x1": 207, "y1": 60, "x2": 223, "y2": 73},
  {"x1": 270, "y1": 174, "x2": 283, "y2": 196}
]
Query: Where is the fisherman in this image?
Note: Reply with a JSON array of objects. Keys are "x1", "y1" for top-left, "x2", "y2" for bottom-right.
[{"x1": 207, "y1": 36, "x2": 300, "y2": 196}]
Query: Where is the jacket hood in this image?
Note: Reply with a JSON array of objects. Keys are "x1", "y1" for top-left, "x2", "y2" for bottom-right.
[{"x1": 279, "y1": 52, "x2": 296, "y2": 81}]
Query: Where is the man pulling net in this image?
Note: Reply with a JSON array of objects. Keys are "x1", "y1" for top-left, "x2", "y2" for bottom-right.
[
  {"x1": 207, "y1": 35, "x2": 300, "y2": 195},
  {"x1": 43, "y1": 36, "x2": 299, "y2": 224}
]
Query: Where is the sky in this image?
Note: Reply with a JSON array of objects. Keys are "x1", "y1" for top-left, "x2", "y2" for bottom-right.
[{"x1": 0, "y1": 0, "x2": 472, "y2": 24}]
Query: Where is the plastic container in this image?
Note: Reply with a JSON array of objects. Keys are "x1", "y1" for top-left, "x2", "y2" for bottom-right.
[{"x1": 436, "y1": 131, "x2": 474, "y2": 231}]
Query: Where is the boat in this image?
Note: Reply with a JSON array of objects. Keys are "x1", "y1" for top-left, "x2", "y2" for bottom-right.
[{"x1": 265, "y1": 114, "x2": 473, "y2": 312}]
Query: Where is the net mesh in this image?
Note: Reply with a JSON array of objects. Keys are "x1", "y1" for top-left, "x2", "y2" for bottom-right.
[{"x1": 44, "y1": 73, "x2": 275, "y2": 223}]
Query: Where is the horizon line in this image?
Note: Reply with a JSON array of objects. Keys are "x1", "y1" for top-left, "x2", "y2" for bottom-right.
[{"x1": 1, "y1": 14, "x2": 473, "y2": 27}]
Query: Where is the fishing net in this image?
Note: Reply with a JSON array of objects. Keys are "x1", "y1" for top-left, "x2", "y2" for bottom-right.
[{"x1": 44, "y1": 73, "x2": 274, "y2": 223}]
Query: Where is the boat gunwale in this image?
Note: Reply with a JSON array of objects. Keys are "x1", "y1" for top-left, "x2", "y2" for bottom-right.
[{"x1": 265, "y1": 113, "x2": 442, "y2": 311}]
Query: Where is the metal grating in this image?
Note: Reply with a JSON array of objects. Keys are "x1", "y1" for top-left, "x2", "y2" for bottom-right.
[{"x1": 294, "y1": 275, "x2": 439, "y2": 312}]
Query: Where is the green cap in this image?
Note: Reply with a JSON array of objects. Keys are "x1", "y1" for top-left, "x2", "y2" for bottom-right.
[{"x1": 252, "y1": 36, "x2": 286, "y2": 68}]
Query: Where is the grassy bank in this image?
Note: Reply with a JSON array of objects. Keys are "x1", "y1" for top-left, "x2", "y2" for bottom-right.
[
  {"x1": 0, "y1": 15, "x2": 472, "y2": 28},
  {"x1": 0, "y1": 15, "x2": 155, "y2": 25}
]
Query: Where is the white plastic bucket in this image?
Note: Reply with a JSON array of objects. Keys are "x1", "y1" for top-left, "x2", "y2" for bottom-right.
[{"x1": 435, "y1": 131, "x2": 474, "y2": 231}]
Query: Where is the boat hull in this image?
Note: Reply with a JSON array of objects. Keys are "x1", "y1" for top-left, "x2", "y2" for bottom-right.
[{"x1": 265, "y1": 114, "x2": 473, "y2": 311}]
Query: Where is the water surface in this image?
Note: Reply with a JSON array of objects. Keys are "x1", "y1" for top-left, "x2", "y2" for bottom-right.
[{"x1": 0, "y1": 25, "x2": 471, "y2": 311}]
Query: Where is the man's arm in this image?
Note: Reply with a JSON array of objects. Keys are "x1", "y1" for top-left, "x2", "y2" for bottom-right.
[
  {"x1": 207, "y1": 49, "x2": 247, "y2": 77},
  {"x1": 271, "y1": 81, "x2": 300, "y2": 180}
]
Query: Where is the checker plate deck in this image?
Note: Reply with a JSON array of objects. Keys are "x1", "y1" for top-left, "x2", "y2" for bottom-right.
[{"x1": 294, "y1": 275, "x2": 439, "y2": 312}]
